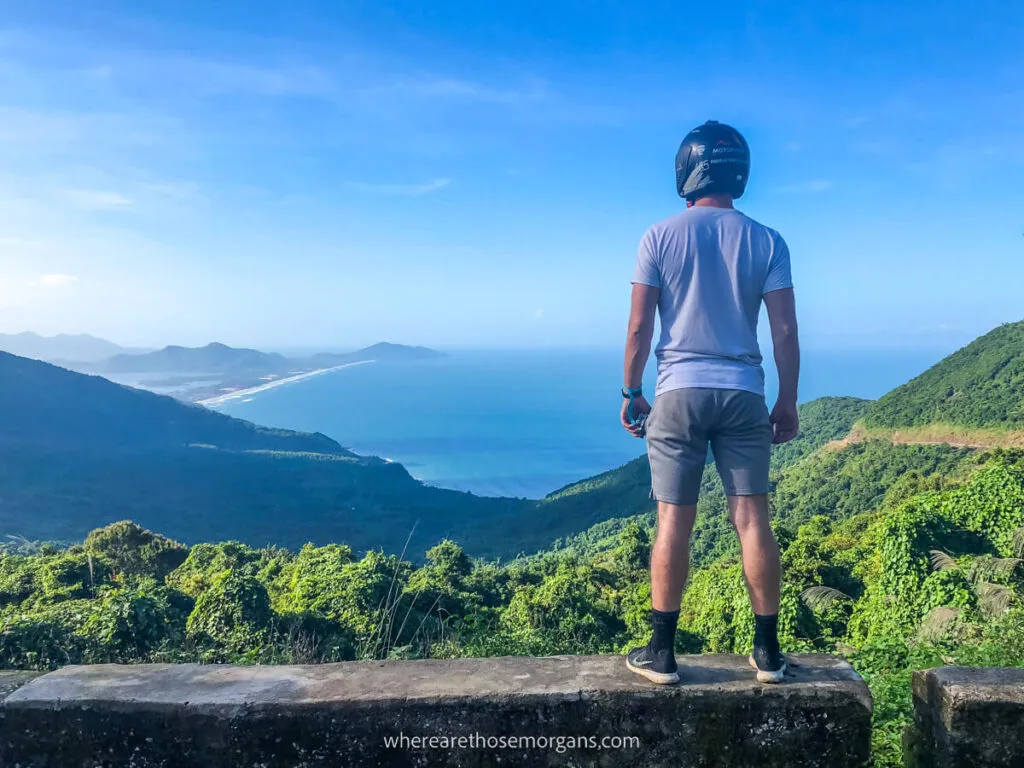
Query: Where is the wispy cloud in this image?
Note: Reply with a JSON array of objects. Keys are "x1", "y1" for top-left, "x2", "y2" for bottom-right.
[
  {"x1": 156, "y1": 59, "x2": 336, "y2": 99},
  {"x1": 776, "y1": 179, "x2": 834, "y2": 194},
  {"x1": 37, "y1": 274, "x2": 78, "y2": 286},
  {"x1": 346, "y1": 178, "x2": 452, "y2": 196},
  {"x1": 374, "y1": 75, "x2": 547, "y2": 106},
  {"x1": 59, "y1": 188, "x2": 132, "y2": 211}
]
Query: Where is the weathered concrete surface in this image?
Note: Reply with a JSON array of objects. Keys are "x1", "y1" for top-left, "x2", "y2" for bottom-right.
[
  {"x1": 909, "y1": 666, "x2": 1024, "y2": 768},
  {"x1": 1, "y1": 654, "x2": 871, "y2": 767},
  {"x1": 0, "y1": 671, "x2": 39, "y2": 701}
]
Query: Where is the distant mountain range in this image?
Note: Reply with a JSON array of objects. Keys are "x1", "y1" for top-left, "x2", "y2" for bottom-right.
[
  {"x1": 75, "y1": 340, "x2": 445, "y2": 375},
  {"x1": 0, "y1": 332, "x2": 445, "y2": 375},
  {"x1": 96, "y1": 343, "x2": 291, "y2": 375},
  {"x1": 0, "y1": 332, "x2": 149, "y2": 363}
]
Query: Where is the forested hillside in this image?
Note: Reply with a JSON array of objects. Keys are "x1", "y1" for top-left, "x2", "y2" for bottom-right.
[
  {"x1": 0, "y1": 352, "x2": 522, "y2": 554},
  {"x1": 863, "y1": 320, "x2": 1024, "y2": 431},
  {"x1": 0, "y1": 352, "x2": 342, "y2": 454}
]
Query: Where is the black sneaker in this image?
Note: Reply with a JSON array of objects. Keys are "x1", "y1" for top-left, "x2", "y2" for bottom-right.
[
  {"x1": 748, "y1": 645, "x2": 788, "y2": 683},
  {"x1": 626, "y1": 644, "x2": 679, "y2": 684}
]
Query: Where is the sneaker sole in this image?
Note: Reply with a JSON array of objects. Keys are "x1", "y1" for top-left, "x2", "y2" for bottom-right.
[
  {"x1": 748, "y1": 654, "x2": 788, "y2": 684},
  {"x1": 626, "y1": 658, "x2": 680, "y2": 685}
]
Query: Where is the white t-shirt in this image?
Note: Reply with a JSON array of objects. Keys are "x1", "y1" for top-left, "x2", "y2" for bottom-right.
[{"x1": 632, "y1": 206, "x2": 793, "y2": 397}]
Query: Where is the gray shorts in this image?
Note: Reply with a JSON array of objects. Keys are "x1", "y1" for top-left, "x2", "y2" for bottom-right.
[{"x1": 646, "y1": 387, "x2": 772, "y2": 506}]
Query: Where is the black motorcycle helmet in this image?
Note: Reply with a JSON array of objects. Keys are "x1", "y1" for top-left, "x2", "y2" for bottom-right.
[{"x1": 675, "y1": 120, "x2": 750, "y2": 201}]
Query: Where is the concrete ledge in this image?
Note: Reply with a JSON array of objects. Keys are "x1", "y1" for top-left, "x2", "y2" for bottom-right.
[
  {"x1": 1, "y1": 654, "x2": 871, "y2": 767},
  {"x1": 910, "y1": 666, "x2": 1024, "y2": 768},
  {"x1": 0, "y1": 670, "x2": 39, "y2": 700}
]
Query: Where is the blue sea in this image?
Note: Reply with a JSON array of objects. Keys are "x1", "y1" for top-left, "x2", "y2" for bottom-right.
[{"x1": 213, "y1": 347, "x2": 948, "y2": 500}]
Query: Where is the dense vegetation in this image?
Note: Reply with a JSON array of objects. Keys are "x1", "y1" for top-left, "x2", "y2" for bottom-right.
[
  {"x1": 864, "y1": 320, "x2": 1024, "y2": 430},
  {"x1": 3, "y1": 448, "x2": 1023, "y2": 766}
]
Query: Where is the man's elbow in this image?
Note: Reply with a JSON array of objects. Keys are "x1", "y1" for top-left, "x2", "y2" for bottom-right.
[
  {"x1": 627, "y1": 320, "x2": 653, "y2": 342},
  {"x1": 772, "y1": 320, "x2": 799, "y2": 344}
]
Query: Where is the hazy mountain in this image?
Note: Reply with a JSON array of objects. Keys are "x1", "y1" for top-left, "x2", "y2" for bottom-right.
[
  {"x1": 87, "y1": 341, "x2": 444, "y2": 375},
  {"x1": 302, "y1": 342, "x2": 446, "y2": 368},
  {"x1": 0, "y1": 332, "x2": 145, "y2": 363},
  {"x1": 96, "y1": 342, "x2": 291, "y2": 374}
]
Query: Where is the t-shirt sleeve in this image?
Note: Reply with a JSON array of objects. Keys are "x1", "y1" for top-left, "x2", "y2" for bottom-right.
[
  {"x1": 631, "y1": 231, "x2": 661, "y2": 287},
  {"x1": 762, "y1": 234, "x2": 793, "y2": 294}
]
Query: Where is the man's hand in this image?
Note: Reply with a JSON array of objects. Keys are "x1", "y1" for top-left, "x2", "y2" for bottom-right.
[
  {"x1": 621, "y1": 394, "x2": 652, "y2": 437},
  {"x1": 769, "y1": 399, "x2": 799, "y2": 444}
]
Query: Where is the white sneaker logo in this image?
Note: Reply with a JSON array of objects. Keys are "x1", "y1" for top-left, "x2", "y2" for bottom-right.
[{"x1": 634, "y1": 658, "x2": 653, "y2": 667}]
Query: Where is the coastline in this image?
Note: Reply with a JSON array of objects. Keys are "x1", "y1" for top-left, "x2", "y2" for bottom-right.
[{"x1": 198, "y1": 360, "x2": 375, "y2": 406}]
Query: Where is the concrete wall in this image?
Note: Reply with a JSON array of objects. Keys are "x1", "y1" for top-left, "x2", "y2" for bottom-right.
[
  {"x1": 0, "y1": 654, "x2": 872, "y2": 767},
  {"x1": 908, "y1": 666, "x2": 1024, "y2": 768}
]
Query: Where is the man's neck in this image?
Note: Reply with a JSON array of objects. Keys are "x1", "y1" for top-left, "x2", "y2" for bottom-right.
[{"x1": 688, "y1": 194, "x2": 735, "y2": 209}]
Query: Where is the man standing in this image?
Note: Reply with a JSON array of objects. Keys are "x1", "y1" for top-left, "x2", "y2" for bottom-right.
[{"x1": 621, "y1": 120, "x2": 800, "y2": 685}]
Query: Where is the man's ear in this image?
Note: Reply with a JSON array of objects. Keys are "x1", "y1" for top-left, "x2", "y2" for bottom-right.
[{"x1": 686, "y1": 200, "x2": 694, "y2": 208}]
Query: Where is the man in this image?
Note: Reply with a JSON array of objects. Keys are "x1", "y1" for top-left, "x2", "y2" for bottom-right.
[{"x1": 620, "y1": 120, "x2": 800, "y2": 685}]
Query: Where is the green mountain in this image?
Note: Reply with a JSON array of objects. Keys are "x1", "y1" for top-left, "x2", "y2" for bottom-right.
[
  {"x1": 863, "y1": 320, "x2": 1024, "y2": 431},
  {"x1": 0, "y1": 352, "x2": 518, "y2": 554},
  {"x1": 0, "y1": 352, "x2": 340, "y2": 454}
]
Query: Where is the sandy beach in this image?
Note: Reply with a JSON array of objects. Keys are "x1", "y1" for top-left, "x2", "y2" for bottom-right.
[{"x1": 198, "y1": 360, "x2": 374, "y2": 406}]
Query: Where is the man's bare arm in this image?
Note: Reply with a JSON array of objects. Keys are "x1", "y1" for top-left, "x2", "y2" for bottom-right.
[
  {"x1": 621, "y1": 284, "x2": 659, "y2": 435},
  {"x1": 764, "y1": 288, "x2": 800, "y2": 443},
  {"x1": 624, "y1": 284, "x2": 659, "y2": 389}
]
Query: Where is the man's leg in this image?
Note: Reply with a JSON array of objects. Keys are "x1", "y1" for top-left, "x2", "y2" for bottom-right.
[
  {"x1": 712, "y1": 391, "x2": 787, "y2": 683},
  {"x1": 727, "y1": 494, "x2": 780, "y2": 615},
  {"x1": 627, "y1": 389, "x2": 706, "y2": 684},
  {"x1": 729, "y1": 493, "x2": 786, "y2": 682},
  {"x1": 650, "y1": 501, "x2": 698, "y2": 611},
  {"x1": 627, "y1": 501, "x2": 697, "y2": 684}
]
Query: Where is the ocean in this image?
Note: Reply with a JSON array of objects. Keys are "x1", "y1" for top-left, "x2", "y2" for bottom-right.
[{"x1": 210, "y1": 347, "x2": 950, "y2": 500}]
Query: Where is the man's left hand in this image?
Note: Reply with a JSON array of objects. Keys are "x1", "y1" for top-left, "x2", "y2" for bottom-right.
[{"x1": 621, "y1": 395, "x2": 652, "y2": 437}]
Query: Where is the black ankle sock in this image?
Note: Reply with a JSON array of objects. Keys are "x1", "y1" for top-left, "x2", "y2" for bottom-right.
[
  {"x1": 753, "y1": 613, "x2": 780, "y2": 655},
  {"x1": 650, "y1": 609, "x2": 679, "y2": 653}
]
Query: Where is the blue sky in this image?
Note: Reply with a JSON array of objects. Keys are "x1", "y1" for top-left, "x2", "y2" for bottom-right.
[{"x1": 1, "y1": 1, "x2": 1021, "y2": 350}]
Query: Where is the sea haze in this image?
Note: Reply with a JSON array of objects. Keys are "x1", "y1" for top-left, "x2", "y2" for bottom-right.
[{"x1": 213, "y1": 347, "x2": 949, "y2": 499}]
